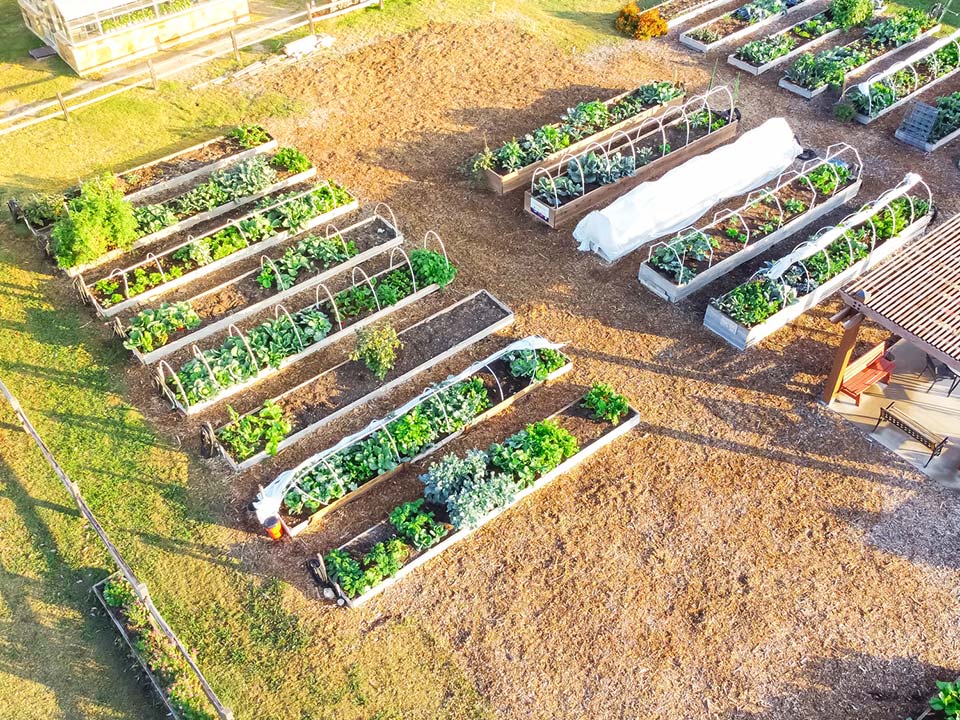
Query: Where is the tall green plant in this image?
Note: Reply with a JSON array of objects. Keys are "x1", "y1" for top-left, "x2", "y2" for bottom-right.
[
  {"x1": 829, "y1": 0, "x2": 872, "y2": 29},
  {"x1": 50, "y1": 174, "x2": 138, "y2": 269}
]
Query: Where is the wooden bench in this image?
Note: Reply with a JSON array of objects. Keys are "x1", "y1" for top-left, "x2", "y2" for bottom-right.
[
  {"x1": 873, "y1": 402, "x2": 949, "y2": 467},
  {"x1": 839, "y1": 343, "x2": 894, "y2": 406}
]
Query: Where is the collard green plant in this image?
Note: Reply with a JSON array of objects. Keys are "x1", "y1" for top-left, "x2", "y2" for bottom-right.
[
  {"x1": 217, "y1": 400, "x2": 292, "y2": 460},
  {"x1": 389, "y1": 499, "x2": 447, "y2": 550},
  {"x1": 503, "y1": 348, "x2": 568, "y2": 381},
  {"x1": 123, "y1": 302, "x2": 201, "y2": 352},
  {"x1": 20, "y1": 193, "x2": 64, "y2": 228}
]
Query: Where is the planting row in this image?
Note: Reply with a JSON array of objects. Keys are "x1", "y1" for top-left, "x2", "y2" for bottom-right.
[
  {"x1": 840, "y1": 30, "x2": 960, "y2": 123},
  {"x1": 780, "y1": 7, "x2": 943, "y2": 98},
  {"x1": 639, "y1": 143, "x2": 862, "y2": 302},
  {"x1": 205, "y1": 290, "x2": 515, "y2": 471},
  {"x1": 616, "y1": 0, "x2": 730, "y2": 41},
  {"x1": 681, "y1": 0, "x2": 811, "y2": 54},
  {"x1": 728, "y1": 0, "x2": 878, "y2": 75},
  {"x1": 525, "y1": 89, "x2": 740, "y2": 228},
  {"x1": 470, "y1": 80, "x2": 685, "y2": 194},
  {"x1": 705, "y1": 174, "x2": 934, "y2": 349},
  {"x1": 118, "y1": 209, "x2": 399, "y2": 364},
  {"x1": 157, "y1": 243, "x2": 458, "y2": 414},
  {"x1": 33, "y1": 144, "x2": 318, "y2": 275},
  {"x1": 317, "y1": 382, "x2": 637, "y2": 607},
  {"x1": 82, "y1": 180, "x2": 358, "y2": 317},
  {"x1": 252, "y1": 338, "x2": 573, "y2": 535}
]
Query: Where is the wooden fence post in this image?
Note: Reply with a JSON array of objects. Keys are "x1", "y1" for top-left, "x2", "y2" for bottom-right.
[
  {"x1": 308, "y1": 1, "x2": 316, "y2": 34},
  {"x1": 148, "y1": 59, "x2": 158, "y2": 90},
  {"x1": 56, "y1": 92, "x2": 69, "y2": 121},
  {"x1": 231, "y1": 30, "x2": 240, "y2": 62}
]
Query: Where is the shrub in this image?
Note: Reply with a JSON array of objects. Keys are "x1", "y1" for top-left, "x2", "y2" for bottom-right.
[
  {"x1": 616, "y1": 3, "x2": 668, "y2": 40},
  {"x1": 50, "y1": 174, "x2": 138, "y2": 269},
  {"x1": 833, "y1": 102, "x2": 856, "y2": 121},
  {"x1": 829, "y1": 0, "x2": 873, "y2": 29},
  {"x1": 350, "y1": 322, "x2": 402, "y2": 380}
]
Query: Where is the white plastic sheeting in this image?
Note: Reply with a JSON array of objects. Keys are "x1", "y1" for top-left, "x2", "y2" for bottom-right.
[
  {"x1": 573, "y1": 117, "x2": 803, "y2": 263},
  {"x1": 252, "y1": 335, "x2": 565, "y2": 524}
]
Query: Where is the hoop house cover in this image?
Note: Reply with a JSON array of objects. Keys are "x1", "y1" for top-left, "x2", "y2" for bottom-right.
[{"x1": 573, "y1": 117, "x2": 802, "y2": 262}]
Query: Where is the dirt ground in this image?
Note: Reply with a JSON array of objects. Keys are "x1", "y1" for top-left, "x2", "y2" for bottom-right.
[{"x1": 115, "y1": 12, "x2": 960, "y2": 720}]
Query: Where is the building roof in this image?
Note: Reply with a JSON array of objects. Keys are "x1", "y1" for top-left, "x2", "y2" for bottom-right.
[
  {"x1": 53, "y1": 0, "x2": 154, "y2": 22},
  {"x1": 841, "y1": 212, "x2": 960, "y2": 372}
]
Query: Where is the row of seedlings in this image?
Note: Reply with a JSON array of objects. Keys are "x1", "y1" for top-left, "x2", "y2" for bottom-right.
[
  {"x1": 680, "y1": 0, "x2": 813, "y2": 54},
  {"x1": 471, "y1": 80, "x2": 686, "y2": 194},
  {"x1": 727, "y1": 0, "x2": 879, "y2": 76},
  {"x1": 14, "y1": 123, "x2": 276, "y2": 214},
  {"x1": 780, "y1": 7, "x2": 944, "y2": 99},
  {"x1": 116, "y1": 205, "x2": 401, "y2": 365},
  {"x1": 839, "y1": 29, "x2": 960, "y2": 124},
  {"x1": 156, "y1": 233, "x2": 459, "y2": 415},
  {"x1": 525, "y1": 87, "x2": 742, "y2": 228},
  {"x1": 252, "y1": 338, "x2": 576, "y2": 538},
  {"x1": 204, "y1": 290, "x2": 516, "y2": 471},
  {"x1": 639, "y1": 142, "x2": 863, "y2": 302},
  {"x1": 704, "y1": 173, "x2": 934, "y2": 349},
  {"x1": 25, "y1": 134, "x2": 319, "y2": 277},
  {"x1": 895, "y1": 90, "x2": 960, "y2": 151},
  {"x1": 79, "y1": 179, "x2": 358, "y2": 318},
  {"x1": 312, "y1": 380, "x2": 639, "y2": 607}
]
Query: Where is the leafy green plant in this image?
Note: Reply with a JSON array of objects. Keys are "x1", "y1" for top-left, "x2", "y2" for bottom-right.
[
  {"x1": 123, "y1": 302, "x2": 201, "y2": 352},
  {"x1": 217, "y1": 400, "x2": 292, "y2": 460},
  {"x1": 20, "y1": 193, "x2": 64, "y2": 228},
  {"x1": 503, "y1": 348, "x2": 568, "y2": 381},
  {"x1": 270, "y1": 147, "x2": 312, "y2": 173},
  {"x1": 350, "y1": 322, "x2": 402, "y2": 380},
  {"x1": 103, "y1": 577, "x2": 137, "y2": 608},
  {"x1": 133, "y1": 203, "x2": 177, "y2": 234},
  {"x1": 932, "y1": 91, "x2": 960, "y2": 141},
  {"x1": 581, "y1": 382, "x2": 630, "y2": 425},
  {"x1": 389, "y1": 499, "x2": 447, "y2": 549},
  {"x1": 421, "y1": 449, "x2": 517, "y2": 530},
  {"x1": 50, "y1": 174, "x2": 139, "y2": 269},
  {"x1": 256, "y1": 234, "x2": 357, "y2": 289},
  {"x1": 228, "y1": 124, "x2": 271, "y2": 148},
  {"x1": 834, "y1": 102, "x2": 856, "y2": 121},
  {"x1": 930, "y1": 680, "x2": 960, "y2": 718},
  {"x1": 688, "y1": 27, "x2": 722, "y2": 44},
  {"x1": 738, "y1": 34, "x2": 797, "y2": 66},
  {"x1": 410, "y1": 248, "x2": 457, "y2": 288},
  {"x1": 829, "y1": 0, "x2": 872, "y2": 29},
  {"x1": 488, "y1": 420, "x2": 579, "y2": 488},
  {"x1": 784, "y1": 197, "x2": 807, "y2": 214}
]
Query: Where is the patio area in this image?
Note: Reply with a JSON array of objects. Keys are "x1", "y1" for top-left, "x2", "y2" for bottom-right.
[{"x1": 829, "y1": 341, "x2": 959, "y2": 486}]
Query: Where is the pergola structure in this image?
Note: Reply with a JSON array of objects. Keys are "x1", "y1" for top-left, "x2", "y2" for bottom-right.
[{"x1": 823, "y1": 211, "x2": 960, "y2": 404}]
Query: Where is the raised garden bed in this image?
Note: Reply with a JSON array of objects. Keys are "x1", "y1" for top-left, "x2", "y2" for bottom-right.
[
  {"x1": 895, "y1": 91, "x2": 960, "y2": 151},
  {"x1": 118, "y1": 210, "x2": 402, "y2": 365},
  {"x1": 207, "y1": 290, "x2": 515, "y2": 471},
  {"x1": 92, "y1": 573, "x2": 221, "y2": 720},
  {"x1": 639, "y1": 143, "x2": 863, "y2": 303},
  {"x1": 313, "y1": 384, "x2": 639, "y2": 608},
  {"x1": 157, "y1": 241, "x2": 457, "y2": 415},
  {"x1": 80, "y1": 182, "x2": 359, "y2": 318},
  {"x1": 779, "y1": 9, "x2": 943, "y2": 99},
  {"x1": 704, "y1": 176, "x2": 934, "y2": 350},
  {"x1": 475, "y1": 81, "x2": 685, "y2": 194},
  {"x1": 728, "y1": 8, "x2": 843, "y2": 75},
  {"x1": 841, "y1": 31, "x2": 960, "y2": 124},
  {"x1": 680, "y1": 0, "x2": 811, "y2": 54},
  {"x1": 524, "y1": 91, "x2": 741, "y2": 229},
  {"x1": 256, "y1": 340, "x2": 574, "y2": 536},
  {"x1": 649, "y1": 0, "x2": 737, "y2": 28},
  {"x1": 41, "y1": 147, "x2": 319, "y2": 278}
]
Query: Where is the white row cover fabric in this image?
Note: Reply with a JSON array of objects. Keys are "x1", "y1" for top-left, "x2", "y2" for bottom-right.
[
  {"x1": 252, "y1": 336, "x2": 565, "y2": 524},
  {"x1": 573, "y1": 117, "x2": 803, "y2": 263}
]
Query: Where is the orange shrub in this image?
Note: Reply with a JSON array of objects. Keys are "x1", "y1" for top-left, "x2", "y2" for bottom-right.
[{"x1": 615, "y1": 3, "x2": 669, "y2": 41}]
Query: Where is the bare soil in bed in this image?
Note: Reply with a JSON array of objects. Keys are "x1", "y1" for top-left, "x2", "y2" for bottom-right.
[
  {"x1": 109, "y1": 19, "x2": 960, "y2": 720},
  {"x1": 114, "y1": 136, "x2": 250, "y2": 196}
]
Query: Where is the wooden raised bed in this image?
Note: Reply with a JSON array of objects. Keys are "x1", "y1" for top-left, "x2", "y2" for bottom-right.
[
  {"x1": 728, "y1": 21, "x2": 842, "y2": 76},
  {"x1": 680, "y1": 0, "x2": 814, "y2": 54},
  {"x1": 60, "y1": 164, "x2": 319, "y2": 279},
  {"x1": 482, "y1": 87, "x2": 685, "y2": 195},
  {"x1": 639, "y1": 146, "x2": 863, "y2": 303},
  {"x1": 157, "y1": 258, "x2": 449, "y2": 416},
  {"x1": 523, "y1": 110, "x2": 740, "y2": 229},
  {"x1": 652, "y1": 0, "x2": 737, "y2": 28},
  {"x1": 327, "y1": 395, "x2": 641, "y2": 608},
  {"x1": 80, "y1": 182, "x2": 359, "y2": 318},
  {"x1": 703, "y1": 211, "x2": 933, "y2": 350},
  {"x1": 121, "y1": 212, "x2": 401, "y2": 365},
  {"x1": 207, "y1": 290, "x2": 516, "y2": 471},
  {"x1": 778, "y1": 23, "x2": 942, "y2": 99},
  {"x1": 275, "y1": 343, "x2": 574, "y2": 537}
]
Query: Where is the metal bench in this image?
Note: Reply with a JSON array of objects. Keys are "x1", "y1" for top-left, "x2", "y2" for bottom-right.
[
  {"x1": 873, "y1": 402, "x2": 949, "y2": 467},
  {"x1": 839, "y1": 342, "x2": 894, "y2": 406}
]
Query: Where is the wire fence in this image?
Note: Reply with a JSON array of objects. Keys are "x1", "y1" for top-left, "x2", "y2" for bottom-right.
[{"x1": 0, "y1": 378, "x2": 234, "y2": 720}]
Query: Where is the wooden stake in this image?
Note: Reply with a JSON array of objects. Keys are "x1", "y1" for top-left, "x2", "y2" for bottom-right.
[
  {"x1": 148, "y1": 59, "x2": 158, "y2": 90},
  {"x1": 822, "y1": 313, "x2": 863, "y2": 404},
  {"x1": 231, "y1": 30, "x2": 240, "y2": 62},
  {"x1": 56, "y1": 92, "x2": 69, "y2": 121}
]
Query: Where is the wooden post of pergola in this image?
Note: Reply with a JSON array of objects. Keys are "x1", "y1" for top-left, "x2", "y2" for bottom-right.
[{"x1": 822, "y1": 212, "x2": 960, "y2": 404}]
